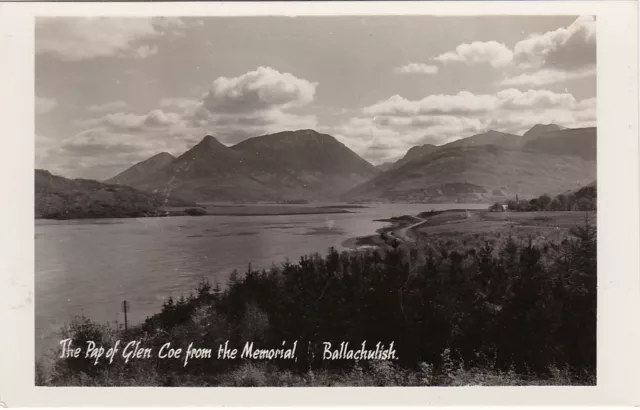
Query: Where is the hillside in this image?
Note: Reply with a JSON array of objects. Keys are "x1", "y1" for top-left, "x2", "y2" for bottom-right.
[
  {"x1": 107, "y1": 129, "x2": 378, "y2": 202},
  {"x1": 36, "y1": 169, "x2": 193, "y2": 220},
  {"x1": 523, "y1": 127, "x2": 596, "y2": 160},
  {"x1": 522, "y1": 123, "x2": 566, "y2": 140},
  {"x1": 106, "y1": 152, "x2": 175, "y2": 186},
  {"x1": 444, "y1": 130, "x2": 522, "y2": 150},
  {"x1": 344, "y1": 144, "x2": 596, "y2": 203},
  {"x1": 393, "y1": 144, "x2": 438, "y2": 169},
  {"x1": 390, "y1": 124, "x2": 571, "y2": 169}
]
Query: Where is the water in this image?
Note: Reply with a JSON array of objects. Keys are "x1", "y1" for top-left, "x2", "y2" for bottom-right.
[{"x1": 35, "y1": 203, "x2": 487, "y2": 356}]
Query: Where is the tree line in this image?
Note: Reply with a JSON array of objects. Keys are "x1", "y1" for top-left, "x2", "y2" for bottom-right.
[
  {"x1": 41, "y1": 217, "x2": 596, "y2": 386},
  {"x1": 490, "y1": 184, "x2": 596, "y2": 212}
]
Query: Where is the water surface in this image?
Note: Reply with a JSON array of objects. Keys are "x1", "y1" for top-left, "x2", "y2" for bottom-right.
[{"x1": 35, "y1": 203, "x2": 487, "y2": 356}]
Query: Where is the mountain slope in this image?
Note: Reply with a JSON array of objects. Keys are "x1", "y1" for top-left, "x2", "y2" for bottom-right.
[
  {"x1": 107, "y1": 130, "x2": 378, "y2": 202},
  {"x1": 345, "y1": 144, "x2": 596, "y2": 203},
  {"x1": 523, "y1": 127, "x2": 596, "y2": 160},
  {"x1": 444, "y1": 130, "x2": 522, "y2": 150},
  {"x1": 106, "y1": 152, "x2": 175, "y2": 186},
  {"x1": 522, "y1": 123, "x2": 566, "y2": 140},
  {"x1": 36, "y1": 169, "x2": 193, "y2": 219},
  {"x1": 393, "y1": 144, "x2": 438, "y2": 169}
]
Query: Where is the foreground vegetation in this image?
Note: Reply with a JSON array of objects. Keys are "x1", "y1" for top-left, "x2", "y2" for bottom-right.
[{"x1": 38, "y1": 211, "x2": 596, "y2": 386}]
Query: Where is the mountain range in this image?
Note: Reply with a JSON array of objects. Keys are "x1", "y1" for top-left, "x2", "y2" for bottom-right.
[
  {"x1": 107, "y1": 129, "x2": 378, "y2": 202},
  {"x1": 345, "y1": 126, "x2": 596, "y2": 202},
  {"x1": 105, "y1": 124, "x2": 596, "y2": 203}
]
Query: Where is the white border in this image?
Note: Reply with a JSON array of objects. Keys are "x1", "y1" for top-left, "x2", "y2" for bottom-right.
[{"x1": 0, "y1": 1, "x2": 638, "y2": 406}]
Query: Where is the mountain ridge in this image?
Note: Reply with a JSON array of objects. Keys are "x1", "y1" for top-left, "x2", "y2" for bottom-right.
[{"x1": 107, "y1": 129, "x2": 378, "y2": 202}]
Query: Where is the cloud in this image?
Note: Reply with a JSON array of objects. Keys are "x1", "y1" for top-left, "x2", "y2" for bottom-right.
[
  {"x1": 500, "y1": 66, "x2": 597, "y2": 87},
  {"x1": 36, "y1": 17, "x2": 187, "y2": 61},
  {"x1": 393, "y1": 63, "x2": 439, "y2": 75},
  {"x1": 60, "y1": 67, "x2": 320, "y2": 177},
  {"x1": 198, "y1": 66, "x2": 316, "y2": 114},
  {"x1": 513, "y1": 15, "x2": 596, "y2": 71},
  {"x1": 364, "y1": 91, "x2": 497, "y2": 117},
  {"x1": 159, "y1": 97, "x2": 200, "y2": 112},
  {"x1": 87, "y1": 100, "x2": 130, "y2": 113},
  {"x1": 36, "y1": 96, "x2": 57, "y2": 114},
  {"x1": 75, "y1": 109, "x2": 184, "y2": 133},
  {"x1": 172, "y1": 66, "x2": 319, "y2": 144},
  {"x1": 434, "y1": 41, "x2": 513, "y2": 68},
  {"x1": 331, "y1": 88, "x2": 595, "y2": 164}
]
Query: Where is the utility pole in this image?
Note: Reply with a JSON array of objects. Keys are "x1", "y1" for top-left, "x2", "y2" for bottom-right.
[{"x1": 122, "y1": 300, "x2": 129, "y2": 331}]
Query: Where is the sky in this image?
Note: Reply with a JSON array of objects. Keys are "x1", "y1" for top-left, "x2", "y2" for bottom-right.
[{"x1": 35, "y1": 15, "x2": 596, "y2": 180}]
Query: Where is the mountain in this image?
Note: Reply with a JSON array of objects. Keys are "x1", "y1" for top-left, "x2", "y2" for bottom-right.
[
  {"x1": 376, "y1": 162, "x2": 394, "y2": 172},
  {"x1": 107, "y1": 129, "x2": 378, "y2": 202},
  {"x1": 36, "y1": 169, "x2": 193, "y2": 219},
  {"x1": 522, "y1": 123, "x2": 566, "y2": 140},
  {"x1": 344, "y1": 144, "x2": 596, "y2": 203},
  {"x1": 389, "y1": 124, "x2": 569, "y2": 170},
  {"x1": 393, "y1": 144, "x2": 438, "y2": 169},
  {"x1": 523, "y1": 127, "x2": 596, "y2": 160},
  {"x1": 106, "y1": 152, "x2": 175, "y2": 186},
  {"x1": 444, "y1": 130, "x2": 523, "y2": 150}
]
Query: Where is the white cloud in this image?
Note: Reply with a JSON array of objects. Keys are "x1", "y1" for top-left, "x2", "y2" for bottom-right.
[
  {"x1": 87, "y1": 100, "x2": 130, "y2": 113},
  {"x1": 434, "y1": 41, "x2": 513, "y2": 68},
  {"x1": 198, "y1": 66, "x2": 317, "y2": 114},
  {"x1": 393, "y1": 63, "x2": 439, "y2": 75},
  {"x1": 332, "y1": 88, "x2": 596, "y2": 164},
  {"x1": 364, "y1": 91, "x2": 497, "y2": 117},
  {"x1": 513, "y1": 15, "x2": 596, "y2": 71},
  {"x1": 36, "y1": 17, "x2": 186, "y2": 61},
  {"x1": 36, "y1": 96, "x2": 57, "y2": 114},
  {"x1": 159, "y1": 97, "x2": 200, "y2": 112},
  {"x1": 500, "y1": 66, "x2": 597, "y2": 87},
  {"x1": 496, "y1": 88, "x2": 577, "y2": 110},
  {"x1": 75, "y1": 109, "x2": 184, "y2": 133}
]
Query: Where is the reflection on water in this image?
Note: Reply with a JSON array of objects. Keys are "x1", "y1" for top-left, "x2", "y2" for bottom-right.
[{"x1": 35, "y1": 203, "x2": 487, "y2": 355}]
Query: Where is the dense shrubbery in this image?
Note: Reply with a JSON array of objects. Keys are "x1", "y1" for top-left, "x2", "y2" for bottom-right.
[
  {"x1": 491, "y1": 184, "x2": 596, "y2": 212},
  {"x1": 40, "y1": 218, "x2": 596, "y2": 386}
]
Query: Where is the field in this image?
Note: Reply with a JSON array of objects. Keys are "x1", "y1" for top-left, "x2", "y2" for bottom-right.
[{"x1": 345, "y1": 210, "x2": 596, "y2": 250}]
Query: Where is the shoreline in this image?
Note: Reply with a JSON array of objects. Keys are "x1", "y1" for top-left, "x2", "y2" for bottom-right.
[{"x1": 35, "y1": 207, "x2": 356, "y2": 221}]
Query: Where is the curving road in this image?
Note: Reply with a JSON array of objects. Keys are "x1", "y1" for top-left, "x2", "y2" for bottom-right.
[{"x1": 392, "y1": 217, "x2": 427, "y2": 243}]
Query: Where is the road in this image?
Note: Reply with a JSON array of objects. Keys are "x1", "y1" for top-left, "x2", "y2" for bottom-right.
[{"x1": 392, "y1": 217, "x2": 427, "y2": 243}]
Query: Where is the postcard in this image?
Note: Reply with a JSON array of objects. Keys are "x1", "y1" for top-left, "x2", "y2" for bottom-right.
[{"x1": 0, "y1": 1, "x2": 638, "y2": 406}]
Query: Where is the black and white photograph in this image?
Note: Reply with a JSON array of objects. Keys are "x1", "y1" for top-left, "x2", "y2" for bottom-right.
[
  {"x1": 31, "y1": 13, "x2": 601, "y2": 387},
  {"x1": 0, "y1": 2, "x2": 635, "y2": 404}
]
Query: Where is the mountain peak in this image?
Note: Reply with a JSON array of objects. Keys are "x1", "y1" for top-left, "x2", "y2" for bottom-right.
[
  {"x1": 199, "y1": 134, "x2": 221, "y2": 144},
  {"x1": 523, "y1": 123, "x2": 565, "y2": 138},
  {"x1": 150, "y1": 152, "x2": 176, "y2": 161},
  {"x1": 192, "y1": 134, "x2": 231, "y2": 153}
]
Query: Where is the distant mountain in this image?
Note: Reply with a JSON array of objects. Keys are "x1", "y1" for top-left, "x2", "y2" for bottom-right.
[
  {"x1": 344, "y1": 144, "x2": 596, "y2": 203},
  {"x1": 107, "y1": 129, "x2": 378, "y2": 202},
  {"x1": 444, "y1": 130, "x2": 523, "y2": 150},
  {"x1": 393, "y1": 144, "x2": 438, "y2": 169},
  {"x1": 522, "y1": 123, "x2": 566, "y2": 140},
  {"x1": 36, "y1": 169, "x2": 193, "y2": 219},
  {"x1": 389, "y1": 124, "x2": 574, "y2": 170},
  {"x1": 523, "y1": 127, "x2": 596, "y2": 161},
  {"x1": 107, "y1": 152, "x2": 175, "y2": 186},
  {"x1": 376, "y1": 162, "x2": 394, "y2": 172}
]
